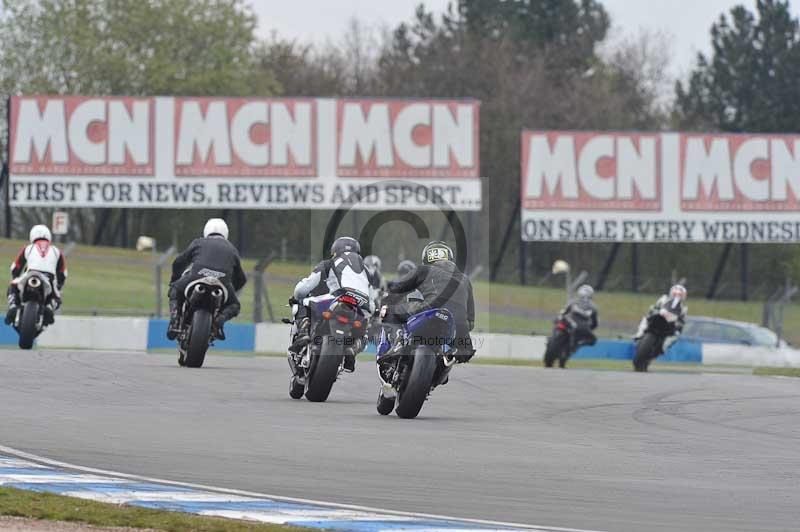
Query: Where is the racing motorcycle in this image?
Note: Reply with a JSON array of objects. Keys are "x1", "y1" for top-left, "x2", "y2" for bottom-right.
[
  {"x1": 543, "y1": 315, "x2": 596, "y2": 368},
  {"x1": 176, "y1": 270, "x2": 228, "y2": 368},
  {"x1": 375, "y1": 307, "x2": 457, "y2": 419},
  {"x1": 633, "y1": 303, "x2": 683, "y2": 372},
  {"x1": 286, "y1": 288, "x2": 369, "y2": 402},
  {"x1": 12, "y1": 270, "x2": 57, "y2": 349}
]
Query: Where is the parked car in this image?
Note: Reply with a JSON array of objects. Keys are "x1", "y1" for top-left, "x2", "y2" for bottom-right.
[
  {"x1": 681, "y1": 317, "x2": 787, "y2": 348},
  {"x1": 680, "y1": 316, "x2": 800, "y2": 366}
]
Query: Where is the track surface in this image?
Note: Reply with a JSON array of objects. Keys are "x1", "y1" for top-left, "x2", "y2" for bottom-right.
[{"x1": 1, "y1": 349, "x2": 799, "y2": 532}]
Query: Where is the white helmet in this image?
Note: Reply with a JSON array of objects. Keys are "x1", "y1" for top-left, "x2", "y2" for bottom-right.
[
  {"x1": 670, "y1": 284, "x2": 687, "y2": 301},
  {"x1": 29, "y1": 224, "x2": 52, "y2": 243},
  {"x1": 576, "y1": 284, "x2": 594, "y2": 300},
  {"x1": 203, "y1": 218, "x2": 229, "y2": 240}
]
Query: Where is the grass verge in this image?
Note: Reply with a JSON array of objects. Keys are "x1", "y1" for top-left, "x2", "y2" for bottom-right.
[
  {"x1": 0, "y1": 486, "x2": 306, "y2": 532},
  {"x1": 753, "y1": 367, "x2": 800, "y2": 377}
]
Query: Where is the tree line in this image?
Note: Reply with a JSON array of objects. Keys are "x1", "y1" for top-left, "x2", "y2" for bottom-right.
[{"x1": 0, "y1": 0, "x2": 798, "y2": 298}]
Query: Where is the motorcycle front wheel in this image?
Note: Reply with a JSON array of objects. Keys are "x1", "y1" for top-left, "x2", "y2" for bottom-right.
[
  {"x1": 633, "y1": 333, "x2": 658, "y2": 372},
  {"x1": 395, "y1": 345, "x2": 437, "y2": 419},
  {"x1": 544, "y1": 332, "x2": 567, "y2": 368},
  {"x1": 18, "y1": 301, "x2": 39, "y2": 350},
  {"x1": 184, "y1": 309, "x2": 212, "y2": 368}
]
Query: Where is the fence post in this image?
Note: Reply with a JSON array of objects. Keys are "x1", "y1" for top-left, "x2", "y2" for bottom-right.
[{"x1": 154, "y1": 245, "x2": 176, "y2": 318}]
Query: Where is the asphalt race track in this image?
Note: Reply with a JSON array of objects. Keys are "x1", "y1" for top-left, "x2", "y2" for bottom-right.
[{"x1": 1, "y1": 349, "x2": 799, "y2": 532}]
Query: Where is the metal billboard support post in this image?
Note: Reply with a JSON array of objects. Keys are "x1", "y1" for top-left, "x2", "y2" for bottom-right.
[
  {"x1": 740, "y1": 243, "x2": 749, "y2": 301},
  {"x1": 596, "y1": 242, "x2": 620, "y2": 291},
  {"x1": 154, "y1": 245, "x2": 176, "y2": 318},
  {"x1": 253, "y1": 252, "x2": 277, "y2": 323},
  {"x1": 4, "y1": 97, "x2": 11, "y2": 239},
  {"x1": 490, "y1": 203, "x2": 521, "y2": 282},
  {"x1": 706, "y1": 243, "x2": 732, "y2": 300}
]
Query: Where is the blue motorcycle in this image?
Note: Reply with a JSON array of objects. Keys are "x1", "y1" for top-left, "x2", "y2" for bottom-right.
[{"x1": 375, "y1": 307, "x2": 457, "y2": 419}]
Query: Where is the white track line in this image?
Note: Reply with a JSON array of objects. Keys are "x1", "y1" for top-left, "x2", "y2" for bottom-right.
[{"x1": 0, "y1": 444, "x2": 606, "y2": 532}]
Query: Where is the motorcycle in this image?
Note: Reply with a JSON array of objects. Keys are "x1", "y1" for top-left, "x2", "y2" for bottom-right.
[
  {"x1": 633, "y1": 305, "x2": 682, "y2": 372},
  {"x1": 12, "y1": 270, "x2": 56, "y2": 350},
  {"x1": 543, "y1": 315, "x2": 596, "y2": 368},
  {"x1": 287, "y1": 288, "x2": 369, "y2": 402},
  {"x1": 375, "y1": 307, "x2": 456, "y2": 419},
  {"x1": 176, "y1": 271, "x2": 228, "y2": 368}
]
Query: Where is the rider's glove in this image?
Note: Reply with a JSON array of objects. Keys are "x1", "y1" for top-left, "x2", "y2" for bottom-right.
[
  {"x1": 288, "y1": 296, "x2": 299, "y2": 305},
  {"x1": 468, "y1": 320, "x2": 475, "y2": 331}
]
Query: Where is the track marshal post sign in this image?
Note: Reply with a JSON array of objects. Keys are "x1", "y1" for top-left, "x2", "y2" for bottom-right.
[{"x1": 521, "y1": 131, "x2": 800, "y2": 243}]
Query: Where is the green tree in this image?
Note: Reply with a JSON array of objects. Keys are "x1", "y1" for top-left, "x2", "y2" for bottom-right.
[
  {"x1": 0, "y1": 0, "x2": 275, "y2": 96},
  {"x1": 375, "y1": 2, "x2": 665, "y2": 282},
  {"x1": 0, "y1": 0, "x2": 277, "y2": 244},
  {"x1": 674, "y1": 0, "x2": 800, "y2": 132}
]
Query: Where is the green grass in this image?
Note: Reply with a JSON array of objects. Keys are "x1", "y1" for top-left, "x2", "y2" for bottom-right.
[
  {"x1": 3, "y1": 238, "x2": 796, "y2": 344},
  {"x1": 0, "y1": 486, "x2": 306, "y2": 532},
  {"x1": 753, "y1": 367, "x2": 800, "y2": 377}
]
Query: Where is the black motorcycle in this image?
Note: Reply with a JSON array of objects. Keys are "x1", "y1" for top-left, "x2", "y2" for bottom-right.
[
  {"x1": 633, "y1": 305, "x2": 682, "y2": 372},
  {"x1": 543, "y1": 315, "x2": 596, "y2": 368},
  {"x1": 287, "y1": 288, "x2": 369, "y2": 402},
  {"x1": 176, "y1": 273, "x2": 227, "y2": 368},
  {"x1": 12, "y1": 271, "x2": 56, "y2": 349},
  {"x1": 376, "y1": 307, "x2": 456, "y2": 419}
]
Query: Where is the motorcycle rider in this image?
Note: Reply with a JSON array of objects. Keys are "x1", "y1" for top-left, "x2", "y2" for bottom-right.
[
  {"x1": 288, "y1": 236, "x2": 373, "y2": 372},
  {"x1": 383, "y1": 241, "x2": 476, "y2": 364},
  {"x1": 556, "y1": 284, "x2": 598, "y2": 346},
  {"x1": 167, "y1": 218, "x2": 246, "y2": 341},
  {"x1": 5, "y1": 225, "x2": 67, "y2": 326},
  {"x1": 634, "y1": 284, "x2": 688, "y2": 352}
]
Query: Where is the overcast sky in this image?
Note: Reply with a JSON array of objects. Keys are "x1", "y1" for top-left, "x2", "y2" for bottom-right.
[{"x1": 252, "y1": 0, "x2": 800, "y2": 81}]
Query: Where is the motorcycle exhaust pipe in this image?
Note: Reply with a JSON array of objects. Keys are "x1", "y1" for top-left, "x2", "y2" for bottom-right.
[
  {"x1": 195, "y1": 284, "x2": 206, "y2": 294},
  {"x1": 211, "y1": 288, "x2": 223, "y2": 298},
  {"x1": 28, "y1": 277, "x2": 41, "y2": 288}
]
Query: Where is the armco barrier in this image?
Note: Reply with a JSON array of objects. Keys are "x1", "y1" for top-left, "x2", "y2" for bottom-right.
[
  {"x1": 0, "y1": 316, "x2": 149, "y2": 351},
  {"x1": 147, "y1": 319, "x2": 255, "y2": 351},
  {"x1": 0, "y1": 316, "x2": 794, "y2": 367}
]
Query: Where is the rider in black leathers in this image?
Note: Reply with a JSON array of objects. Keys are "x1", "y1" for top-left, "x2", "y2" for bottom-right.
[
  {"x1": 557, "y1": 284, "x2": 598, "y2": 345},
  {"x1": 385, "y1": 241, "x2": 476, "y2": 363},
  {"x1": 167, "y1": 219, "x2": 246, "y2": 341}
]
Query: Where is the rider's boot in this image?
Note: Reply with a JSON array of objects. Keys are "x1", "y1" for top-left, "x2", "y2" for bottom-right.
[
  {"x1": 43, "y1": 300, "x2": 56, "y2": 326},
  {"x1": 343, "y1": 348, "x2": 356, "y2": 372},
  {"x1": 5, "y1": 290, "x2": 19, "y2": 326},
  {"x1": 213, "y1": 316, "x2": 226, "y2": 341},
  {"x1": 288, "y1": 316, "x2": 310, "y2": 357},
  {"x1": 166, "y1": 300, "x2": 180, "y2": 340}
]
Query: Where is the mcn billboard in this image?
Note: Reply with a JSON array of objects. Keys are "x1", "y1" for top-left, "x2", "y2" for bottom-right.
[
  {"x1": 8, "y1": 96, "x2": 482, "y2": 210},
  {"x1": 521, "y1": 131, "x2": 800, "y2": 243}
]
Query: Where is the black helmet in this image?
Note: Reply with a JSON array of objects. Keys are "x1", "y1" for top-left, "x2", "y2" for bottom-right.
[
  {"x1": 421, "y1": 241, "x2": 454, "y2": 265},
  {"x1": 330, "y1": 236, "x2": 360, "y2": 258},
  {"x1": 397, "y1": 259, "x2": 416, "y2": 278}
]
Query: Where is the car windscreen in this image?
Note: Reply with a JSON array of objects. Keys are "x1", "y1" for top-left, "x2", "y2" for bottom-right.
[{"x1": 749, "y1": 326, "x2": 778, "y2": 347}]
